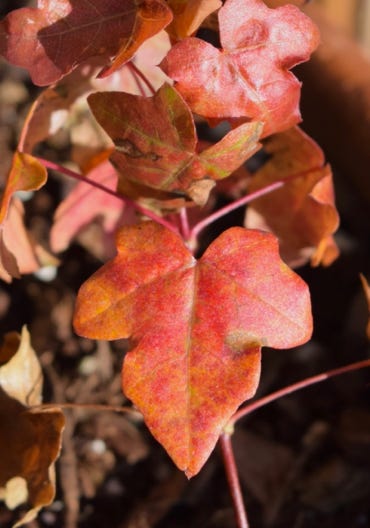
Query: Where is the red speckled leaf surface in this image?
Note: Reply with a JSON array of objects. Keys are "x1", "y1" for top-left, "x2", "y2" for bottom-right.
[
  {"x1": 0, "y1": 0, "x2": 172, "y2": 86},
  {"x1": 162, "y1": 0, "x2": 319, "y2": 136},
  {"x1": 88, "y1": 84, "x2": 262, "y2": 205},
  {"x1": 73, "y1": 222, "x2": 312, "y2": 476}
]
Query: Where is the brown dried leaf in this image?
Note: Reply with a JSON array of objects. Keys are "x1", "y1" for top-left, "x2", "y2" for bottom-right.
[
  {"x1": 0, "y1": 327, "x2": 42, "y2": 406},
  {"x1": 0, "y1": 327, "x2": 65, "y2": 527}
]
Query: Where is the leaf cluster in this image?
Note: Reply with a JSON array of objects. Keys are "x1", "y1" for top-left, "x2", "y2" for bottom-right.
[{"x1": 0, "y1": 0, "x2": 342, "y2": 523}]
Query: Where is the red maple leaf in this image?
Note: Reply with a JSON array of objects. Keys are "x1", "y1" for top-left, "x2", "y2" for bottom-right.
[
  {"x1": 73, "y1": 221, "x2": 312, "y2": 476},
  {"x1": 88, "y1": 84, "x2": 262, "y2": 206},
  {"x1": 0, "y1": 0, "x2": 172, "y2": 86},
  {"x1": 161, "y1": 0, "x2": 319, "y2": 136}
]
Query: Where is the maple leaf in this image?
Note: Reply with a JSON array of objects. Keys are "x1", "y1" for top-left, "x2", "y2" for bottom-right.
[
  {"x1": 50, "y1": 161, "x2": 136, "y2": 259},
  {"x1": 18, "y1": 30, "x2": 171, "y2": 158},
  {"x1": 0, "y1": 326, "x2": 65, "y2": 526},
  {"x1": 161, "y1": 0, "x2": 320, "y2": 136},
  {"x1": 166, "y1": 0, "x2": 222, "y2": 40},
  {"x1": 0, "y1": 0, "x2": 172, "y2": 86},
  {"x1": 88, "y1": 84, "x2": 262, "y2": 206},
  {"x1": 73, "y1": 221, "x2": 312, "y2": 477},
  {"x1": 244, "y1": 127, "x2": 340, "y2": 267}
]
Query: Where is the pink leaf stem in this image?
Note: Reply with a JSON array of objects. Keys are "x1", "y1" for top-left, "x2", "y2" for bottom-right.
[{"x1": 230, "y1": 358, "x2": 370, "y2": 427}]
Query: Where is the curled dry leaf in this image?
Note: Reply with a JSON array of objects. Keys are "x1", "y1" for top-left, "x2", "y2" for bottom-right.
[
  {"x1": 0, "y1": 327, "x2": 42, "y2": 405},
  {"x1": 88, "y1": 84, "x2": 262, "y2": 206},
  {"x1": 0, "y1": 0, "x2": 172, "y2": 86},
  {"x1": 0, "y1": 152, "x2": 56, "y2": 282},
  {"x1": 73, "y1": 221, "x2": 312, "y2": 477},
  {"x1": 0, "y1": 200, "x2": 59, "y2": 283},
  {"x1": 161, "y1": 0, "x2": 319, "y2": 136},
  {"x1": 0, "y1": 327, "x2": 65, "y2": 527},
  {"x1": 244, "y1": 127, "x2": 340, "y2": 267}
]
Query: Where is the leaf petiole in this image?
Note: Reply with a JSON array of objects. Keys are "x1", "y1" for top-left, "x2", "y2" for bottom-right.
[
  {"x1": 187, "y1": 166, "x2": 323, "y2": 245},
  {"x1": 127, "y1": 61, "x2": 156, "y2": 95},
  {"x1": 229, "y1": 358, "x2": 370, "y2": 427}
]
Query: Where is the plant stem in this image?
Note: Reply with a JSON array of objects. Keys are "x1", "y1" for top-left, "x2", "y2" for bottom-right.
[
  {"x1": 187, "y1": 167, "x2": 322, "y2": 244},
  {"x1": 127, "y1": 61, "x2": 149, "y2": 97},
  {"x1": 220, "y1": 433, "x2": 250, "y2": 528},
  {"x1": 230, "y1": 358, "x2": 370, "y2": 426},
  {"x1": 36, "y1": 156, "x2": 180, "y2": 235},
  {"x1": 127, "y1": 61, "x2": 156, "y2": 95},
  {"x1": 188, "y1": 181, "x2": 283, "y2": 244}
]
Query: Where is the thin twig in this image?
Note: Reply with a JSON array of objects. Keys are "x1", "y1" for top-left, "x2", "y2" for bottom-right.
[
  {"x1": 35, "y1": 156, "x2": 179, "y2": 235},
  {"x1": 220, "y1": 433, "x2": 250, "y2": 528},
  {"x1": 230, "y1": 358, "x2": 370, "y2": 427},
  {"x1": 28, "y1": 402, "x2": 141, "y2": 417}
]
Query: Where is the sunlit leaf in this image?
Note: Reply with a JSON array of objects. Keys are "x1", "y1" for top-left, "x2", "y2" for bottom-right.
[
  {"x1": 162, "y1": 0, "x2": 319, "y2": 136},
  {"x1": 73, "y1": 221, "x2": 312, "y2": 476},
  {"x1": 88, "y1": 84, "x2": 262, "y2": 205},
  {"x1": 0, "y1": 0, "x2": 172, "y2": 86}
]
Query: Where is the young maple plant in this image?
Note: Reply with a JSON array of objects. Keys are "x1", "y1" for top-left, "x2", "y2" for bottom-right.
[{"x1": 0, "y1": 0, "x2": 342, "y2": 525}]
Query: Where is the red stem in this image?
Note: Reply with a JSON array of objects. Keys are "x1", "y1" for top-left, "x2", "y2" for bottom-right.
[
  {"x1": 220, "y1": 433, "x2": 250, "y2": 528},
  {"x1": 188, "y1": 181, "x2": 282, "y2": 243},
  {"x1": 187, "y1": 167, "x2": 322, "y2": 244},
  {"x1": 127, "y1": 62, "x2": 147, "y2": 97},
  {"x1": 36, "y1": 157, "x2": 180, "y2": 235},
  {"x1": 230, "y1": 358, "x2": 370, "y2": 427},
  {"x1": 127, "y1": 62, "x2": 156, "y2": 95}
]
